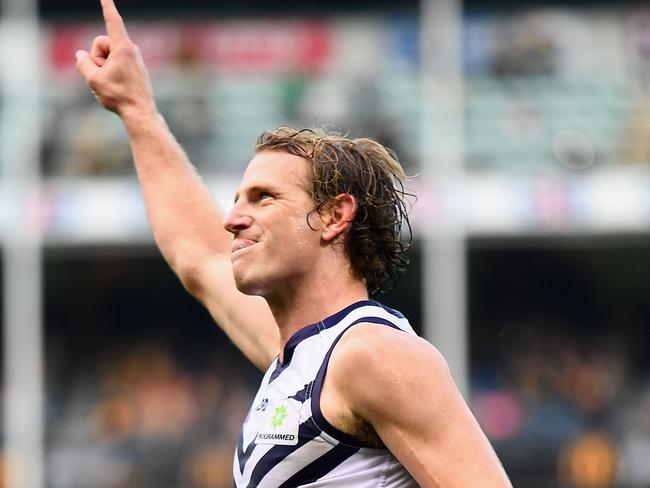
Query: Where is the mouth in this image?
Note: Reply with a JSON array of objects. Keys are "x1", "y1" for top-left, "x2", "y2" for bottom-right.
[{"x1": 231, "y1": 238, "x2": 257, "y2": 255}]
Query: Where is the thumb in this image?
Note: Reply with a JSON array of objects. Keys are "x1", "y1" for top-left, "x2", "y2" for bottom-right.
[{"x1": 75, "y1": 50, "x2": 99, "y2": 81}]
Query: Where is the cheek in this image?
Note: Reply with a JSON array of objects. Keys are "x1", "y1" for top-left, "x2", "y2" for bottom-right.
[{"x1": 287, "y1": 215, "x2": 319, "y2": 254}]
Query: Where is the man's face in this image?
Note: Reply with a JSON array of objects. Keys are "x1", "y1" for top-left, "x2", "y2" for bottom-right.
[{"x1": 223, "y1": 150, "x2": 321, "y2": 297}]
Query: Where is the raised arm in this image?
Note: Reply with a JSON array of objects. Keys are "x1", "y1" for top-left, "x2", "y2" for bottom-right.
[{"x1": 75, "y1": 0, "x2": 279, "y2": 370}]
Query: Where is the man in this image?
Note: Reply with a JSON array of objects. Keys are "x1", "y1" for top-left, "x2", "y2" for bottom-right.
[{"x1": 76, "y1": 1, "x2": 513, "y2": 486}]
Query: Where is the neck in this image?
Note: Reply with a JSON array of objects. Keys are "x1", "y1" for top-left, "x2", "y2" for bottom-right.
[{"x1": 266, "y1": 273, "x2": 369, "y2": 362}]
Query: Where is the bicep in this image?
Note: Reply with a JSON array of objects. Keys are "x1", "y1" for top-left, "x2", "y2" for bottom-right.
[
  {"x1": 375, "y1": 360, "x2": 509, "y2": 488},
  {"x1": 189, "y1": 257, "x2": 280, "y2": 370}
]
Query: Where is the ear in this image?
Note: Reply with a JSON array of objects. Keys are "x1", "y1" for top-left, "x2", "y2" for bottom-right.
[{"x1": 321, "y1": 194, "x2": 357, "y2": 242}]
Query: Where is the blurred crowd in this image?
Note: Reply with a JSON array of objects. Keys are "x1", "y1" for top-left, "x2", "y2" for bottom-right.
[
  {"x1": 45, "y1": 340, "x2": 255, "y2": 488},
  {"x1": 473, "y1": 327, "x2": 650, "y2": 488},
  {"x1": 35, "y1": 8, "x2": 650, "y2": 179}
]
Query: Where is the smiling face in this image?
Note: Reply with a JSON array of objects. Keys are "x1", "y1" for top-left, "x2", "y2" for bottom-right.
[{"x1": 223, "y1": 150, "x2": 322, "y2": 297}]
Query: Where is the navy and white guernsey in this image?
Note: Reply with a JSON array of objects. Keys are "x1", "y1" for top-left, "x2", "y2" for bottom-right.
[{"x1": 233, "y1": 300, "x2": 419, "y2": 487}]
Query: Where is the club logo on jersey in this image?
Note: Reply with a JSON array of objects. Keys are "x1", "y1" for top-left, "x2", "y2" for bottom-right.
[{"x1": 256, "y1": 399, "x2": 299, "y2": 446}]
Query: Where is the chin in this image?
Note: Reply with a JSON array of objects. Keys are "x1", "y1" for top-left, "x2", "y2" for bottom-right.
[{"x1": 233, "y1": 272, "x2": 269, "y2": 297}]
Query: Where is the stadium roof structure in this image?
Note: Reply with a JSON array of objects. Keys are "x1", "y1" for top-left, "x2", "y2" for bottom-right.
[{"x1": 38, "y1": 0, "x2": 418, "y2": 20}]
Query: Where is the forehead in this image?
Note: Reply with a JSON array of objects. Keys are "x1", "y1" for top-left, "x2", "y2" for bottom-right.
[{"x1": 239, "y1": 150, "x2": 311, "y2": 192}]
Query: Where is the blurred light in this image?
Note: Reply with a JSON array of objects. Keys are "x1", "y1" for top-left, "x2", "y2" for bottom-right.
[
  {"x1": 553, "y1": 129, "x2": 595, "y2": 170},
  {"x1": 475, "y1": 390, "x2": 525, "y2": 441}
]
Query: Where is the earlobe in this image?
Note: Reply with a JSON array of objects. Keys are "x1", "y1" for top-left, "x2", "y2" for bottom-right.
[{"x1": 322, "y1": 194, "x2": 356, "y2": 242}]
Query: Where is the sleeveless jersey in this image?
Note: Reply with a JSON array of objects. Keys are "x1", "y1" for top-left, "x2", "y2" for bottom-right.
[{"x1": 233, "y1": 300, "x2": 419, "y2": 487}]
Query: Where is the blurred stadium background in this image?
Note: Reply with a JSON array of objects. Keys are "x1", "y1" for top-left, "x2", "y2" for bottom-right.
[{"x1": 1, "y1": 0, "x2": 650, "y2": 486}]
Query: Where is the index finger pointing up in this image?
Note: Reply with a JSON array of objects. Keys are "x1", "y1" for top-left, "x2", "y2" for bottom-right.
[{"x1": 101, "y1": 0, "x2": 130, "y2": 41}]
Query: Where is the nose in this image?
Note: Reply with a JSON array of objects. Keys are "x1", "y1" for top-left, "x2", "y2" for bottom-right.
[{"x1": 223, "y1": 204, "x2": 253, "y2": 235}]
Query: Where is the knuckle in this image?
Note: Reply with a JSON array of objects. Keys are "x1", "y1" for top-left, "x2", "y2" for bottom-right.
[
  {"x1": 124, "y1": 42, "x2": 138, "y2": 55},
  {"x1": 87, "y1": 73, "x2": 100, "y2": 88}
]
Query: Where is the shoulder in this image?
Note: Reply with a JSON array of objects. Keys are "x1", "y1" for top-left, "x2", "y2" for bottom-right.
[
  {"x1": 323, "y1": 322, "x2": 513, "y2": 487},
  {"x1": 332, "y1": 322, "x2": 449, "y2": 378},
  {"x1": 326, "y1": 323, "x2": 513, "y2": 487},
  {"x1": 328, "y1": 323, "x2": 454, "y2": 420}
]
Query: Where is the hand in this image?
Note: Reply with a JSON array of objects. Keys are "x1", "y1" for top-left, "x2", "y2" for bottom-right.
[{"x1": 76, "y1": 0, "x2": 156, "y2": 118}]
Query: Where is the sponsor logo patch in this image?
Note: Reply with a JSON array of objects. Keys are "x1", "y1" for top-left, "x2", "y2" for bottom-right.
[{"x1": 256, "y1": 399, "x2": 299, "y2": 446}]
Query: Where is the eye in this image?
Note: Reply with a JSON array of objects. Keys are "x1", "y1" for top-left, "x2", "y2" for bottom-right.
[{"x1": 258, "y1": 191, "x2": 273, "y2": 201}]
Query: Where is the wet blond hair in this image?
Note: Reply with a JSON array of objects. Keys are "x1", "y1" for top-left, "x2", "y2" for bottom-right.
[{"x1": 256, "y1": 127, "x2": 412, "y2": 295}]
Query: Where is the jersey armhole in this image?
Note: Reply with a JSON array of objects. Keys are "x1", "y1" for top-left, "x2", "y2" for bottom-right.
[{"x1": 309, "y1": 316, "x2": 403, "y2": 449}]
